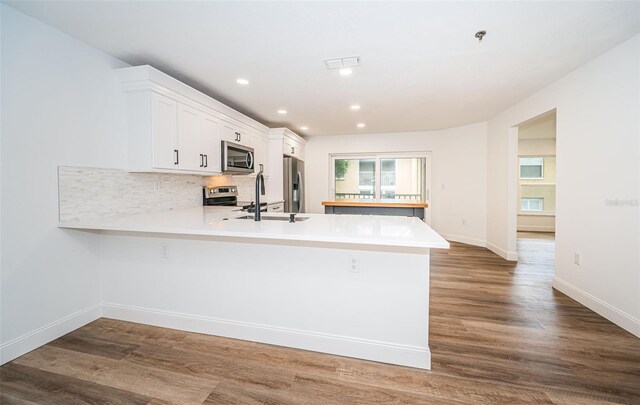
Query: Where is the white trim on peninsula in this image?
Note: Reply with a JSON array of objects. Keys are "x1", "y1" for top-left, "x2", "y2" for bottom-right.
[{"x1": 102, "y1": 303, "x2": 431, "y2": 370}]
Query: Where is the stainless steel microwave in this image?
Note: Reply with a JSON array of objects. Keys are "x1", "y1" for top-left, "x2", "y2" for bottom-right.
[{"x1": 221, "y1": 141, "x2": 254, "y2": 174}]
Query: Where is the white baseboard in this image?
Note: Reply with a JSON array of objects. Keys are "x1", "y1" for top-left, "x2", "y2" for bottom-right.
[
  {"x1": 553, "y1": 276, "x2": 640, "y2": 338},
  {"x1": 517, "y1": 225, "x2": 555, "y2": 232},
  {"x1": 102, "y1": 303, "x2": 431, "y2": 369},
  {"x1": 0, "y1": 304, "x2": 102, "y2": 365},
  {"x1": 486, "y1": 241, "x2": 518, "y2": 261},
  {"x1": 440, "y1": 233, "x2": 486, "y2": 248}
]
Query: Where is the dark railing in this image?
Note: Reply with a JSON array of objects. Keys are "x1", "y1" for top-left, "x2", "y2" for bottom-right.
[
  {"x1": 335, "y1": 193, "x2": 374, "y2": 199},
  {"x1": 335, "y1": 193, "x2": 421, "y2": 200}
]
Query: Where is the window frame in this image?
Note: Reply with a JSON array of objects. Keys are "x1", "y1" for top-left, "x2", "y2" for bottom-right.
[
  {"x1": 521, "y1": 197, "x2": 544, "y2": 212},
  {"x1": 329, "y1": 152, "x2": 430, "y2": 201},
  {"x1": 519, "y1": 156, "x2": 545, "y2": 180}
]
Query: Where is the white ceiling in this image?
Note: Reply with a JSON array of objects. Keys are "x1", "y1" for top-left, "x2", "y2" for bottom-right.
[{"x1": 6, "y1": 1, "x2": 640, "y2": 136}]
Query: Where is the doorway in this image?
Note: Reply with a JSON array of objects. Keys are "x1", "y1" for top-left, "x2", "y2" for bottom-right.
[{"x1": 513, "y1": 110, "x2": 557, "y2": 270}]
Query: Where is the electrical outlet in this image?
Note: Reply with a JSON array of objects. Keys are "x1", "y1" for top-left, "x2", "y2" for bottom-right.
[
  {"x1": 462, "y1": 219, "x2": 466, "y2": 226},
  {"x1": 350, "y1": 257, "x2": 359, "y2": 273},
  {"x1": 153, "y1": 180, "x2": 161, "y2": 192},
  {"x1": 160, "y1": 242, "x2": 170, "y2": 259},
  {"x1": 574, "y1": 253, "x2": 581, "y2": 266}
]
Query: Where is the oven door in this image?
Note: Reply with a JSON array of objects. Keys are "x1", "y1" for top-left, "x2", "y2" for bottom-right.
[{"x1": 222, "y1": 141, "x2": 254, "y2": 174}]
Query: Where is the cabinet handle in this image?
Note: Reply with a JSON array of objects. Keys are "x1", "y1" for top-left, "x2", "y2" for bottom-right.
[
  {"x1": 204, "y1": 154, "x2": 208, "y2": 168},
  {"x1": 200, "y1": 154, "x2": 204, "y2": 167},
  {"x1": 174, "y1": 149, "x2": 179, "y2": 165}
]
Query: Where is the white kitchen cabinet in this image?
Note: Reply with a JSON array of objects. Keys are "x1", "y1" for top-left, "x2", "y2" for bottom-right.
[
  {"x1": 150, "y1": 93, "x2": 179, "y2": 169},
  {"x1": 123, "y1": 92, "x2": 221, "y2": 174},
  {"x1": 221, "y1": 120, "x2": 251, "y2": 147},
  {"x1": 270, "y1": 128, "x2": 306, "y2": 161},
  {"x1": 268, "y1": 202, "x2": 284, "y2": 212},
  {"x1": 167, "y1": 102, "x2": 220, "y2": 173},
  {"x1": 201, "y1": 114, "x2": 220, "y2": 173},
  {"x1": 176, "y1": 103, "x2": 203, "y2": 171},
  {"x1": 251, "y1": 132, "x2": 269, "y2": 176},
  {"x1": 117, "y1": 65, "x2": 270, "y2": 175},
  {"x1": 283, "y1": 136, "x2": 305, "y2": 160}
]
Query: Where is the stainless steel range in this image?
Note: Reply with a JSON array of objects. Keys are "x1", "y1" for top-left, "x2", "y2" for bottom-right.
[
  {"x1": 203, "y1": 186, "x2": 238, "y2": 206},
  {"x1": 202, "y1": 186, "x2": 266, "y2": 213}
]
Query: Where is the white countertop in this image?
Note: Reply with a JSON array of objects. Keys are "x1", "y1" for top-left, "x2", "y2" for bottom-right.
[{"x1": 58, "y1": 207, "x2": 450, "y2": 250}]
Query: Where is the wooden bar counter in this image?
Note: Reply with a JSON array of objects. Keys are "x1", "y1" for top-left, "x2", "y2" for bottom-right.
[{"x1": 322, "y1": 199, "x2": 428, "y2": 219}]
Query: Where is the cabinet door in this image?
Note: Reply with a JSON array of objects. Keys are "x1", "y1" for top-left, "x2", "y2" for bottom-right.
[
  {"x1": 283, "y1": 137, "x2": 300, "y2": 158},
  {"x1": 238, "y1": 129, "x2": 251, "y2": 146},
  {"x1": 177, "y1": 103, "x2": 202, "y2": 171},
  {"x1": 269, "y1": 202, "x2": 284, "y2": 212},
  {"x1": 201, "y1": 114, "x2": 220, "y2": 173},
  {"x1": 220, "y1": 122, "x2": 238, "y2": 143},
  {"x1": 151, "y1": 93, "x2": 178, "y2": 169},
  {"x1": 221, "y1": 121, "x2": 251, "y2": 146},
  {"x1": 251, "y1": 132, "x2": 268, "y2": 175}
]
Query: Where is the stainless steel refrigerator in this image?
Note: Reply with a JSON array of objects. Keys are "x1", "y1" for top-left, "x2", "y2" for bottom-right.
[{"x1": 283, "y1": 156, "x2": 305, "y2": 213}]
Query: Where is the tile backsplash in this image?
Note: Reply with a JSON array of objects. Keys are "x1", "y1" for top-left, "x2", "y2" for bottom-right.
[
  {"x1": 232, "y1": 175, "x2": 260, "y2": 203},
  {"x1": 58, "y1": 166, "x2": 203, "y2": 222}
]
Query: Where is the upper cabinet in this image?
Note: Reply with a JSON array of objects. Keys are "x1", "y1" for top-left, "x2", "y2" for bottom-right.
[
  {"x1": 220, "y1": 120, "x2": 251, "y2": 147},
  {"x1": 201, "y1": 114, "x2": 221, "y2": 174},
  {"x1": 251, "y1": 132, "x2": 268, "y2": 175},
  {"x1": 116, "y1": 65, "x2": 269, "y2": 175},
  {"x1": 270, "y1": 128, "x2": 306, "y2": 161},
  {"x1": 150, "y1": 92, "x2": 179, "y2": 169}
]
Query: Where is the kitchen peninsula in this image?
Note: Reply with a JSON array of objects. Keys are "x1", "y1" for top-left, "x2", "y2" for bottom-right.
[{"x1": 60, "y1": 207, "x2": 448, "y2": 369}]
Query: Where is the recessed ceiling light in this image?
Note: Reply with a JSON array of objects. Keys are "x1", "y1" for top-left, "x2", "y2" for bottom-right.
[
  {"x1": 236, "y1": 78, "x2": 249, "y2": 85},
  {"x1": 300, "y1": 126, "x2": 308, "y2": 130},
  {"x1": 339, "y1": 68, "x2": 353, "y2": 76},
  {"x1": 357, "y1": 123, "x2": 366, "y2": 128},
  {"x1": 350, "y1": 104, "x2": 361, "y2": 110},
  {"x1": 325, "y1": 56, "x2": 360, "y2": 70},
  {"x1": 277, "y1": 109, "x2": 287, "y2": 114}
]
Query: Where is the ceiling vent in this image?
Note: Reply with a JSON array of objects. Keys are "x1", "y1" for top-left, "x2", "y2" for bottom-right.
[{"x1": 324, "y1": 56, "x2": 360, "y2": 70}]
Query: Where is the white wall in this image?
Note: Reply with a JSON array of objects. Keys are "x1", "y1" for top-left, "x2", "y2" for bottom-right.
[
  {"x1": 518, "y1": 139, "x2": 556, "y2": 156},
  {"x1": 305, "y1": 123, "x2": 488, "y2": 246},
  {"x1": 0, "y1": 5, "x2": 129, "y2": 363},
  {"x1": 486, "y1": 34, "x2": 640, "y2": 336}
]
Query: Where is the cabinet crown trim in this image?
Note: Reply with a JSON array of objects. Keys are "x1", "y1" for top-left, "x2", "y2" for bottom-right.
[
  {"x1": 116, "y1": 65, "x2": 269, "y2": 135},
  {"x1": 268, "y1": 127, "x2": 306, "y2": 144}
]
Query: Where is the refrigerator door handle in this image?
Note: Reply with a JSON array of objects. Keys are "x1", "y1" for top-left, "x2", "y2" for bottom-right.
[{"x1": 294, "y1": 171, "x2": 303, "y2": 213}]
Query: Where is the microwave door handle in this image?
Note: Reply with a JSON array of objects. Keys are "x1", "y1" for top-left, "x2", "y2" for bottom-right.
[{"x1": 246, "y1": 151, "x2": 254, "y2": 170}]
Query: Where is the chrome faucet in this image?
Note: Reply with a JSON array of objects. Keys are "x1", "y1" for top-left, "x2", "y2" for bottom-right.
[{"x1": 254, "y1": 165, "x2": 266, "y2": 221}]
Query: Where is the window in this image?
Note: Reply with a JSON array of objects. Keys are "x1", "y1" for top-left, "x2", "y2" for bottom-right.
[
  {"x1": 331, "y1": 154, "x2": 427, "y2": 201},
  {"x1": 520, "y1": 157, "x2": 544, "y2": 179},
  {"x1": 334, "y1": 159, "x2": 348, "y2": 180},
  {"x1": 521, "y1": 197, "x2": 543, "y2": 212}
]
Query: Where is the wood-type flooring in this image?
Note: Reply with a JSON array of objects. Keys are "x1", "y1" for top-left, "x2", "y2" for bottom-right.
[{"x1": 2, "y1": 238, "x2": 639, "y2": 404}]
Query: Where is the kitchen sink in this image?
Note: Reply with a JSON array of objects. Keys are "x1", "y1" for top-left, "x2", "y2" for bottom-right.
[{"x1": 231, "y1": 215, "x2": 309, "y2": 222}]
